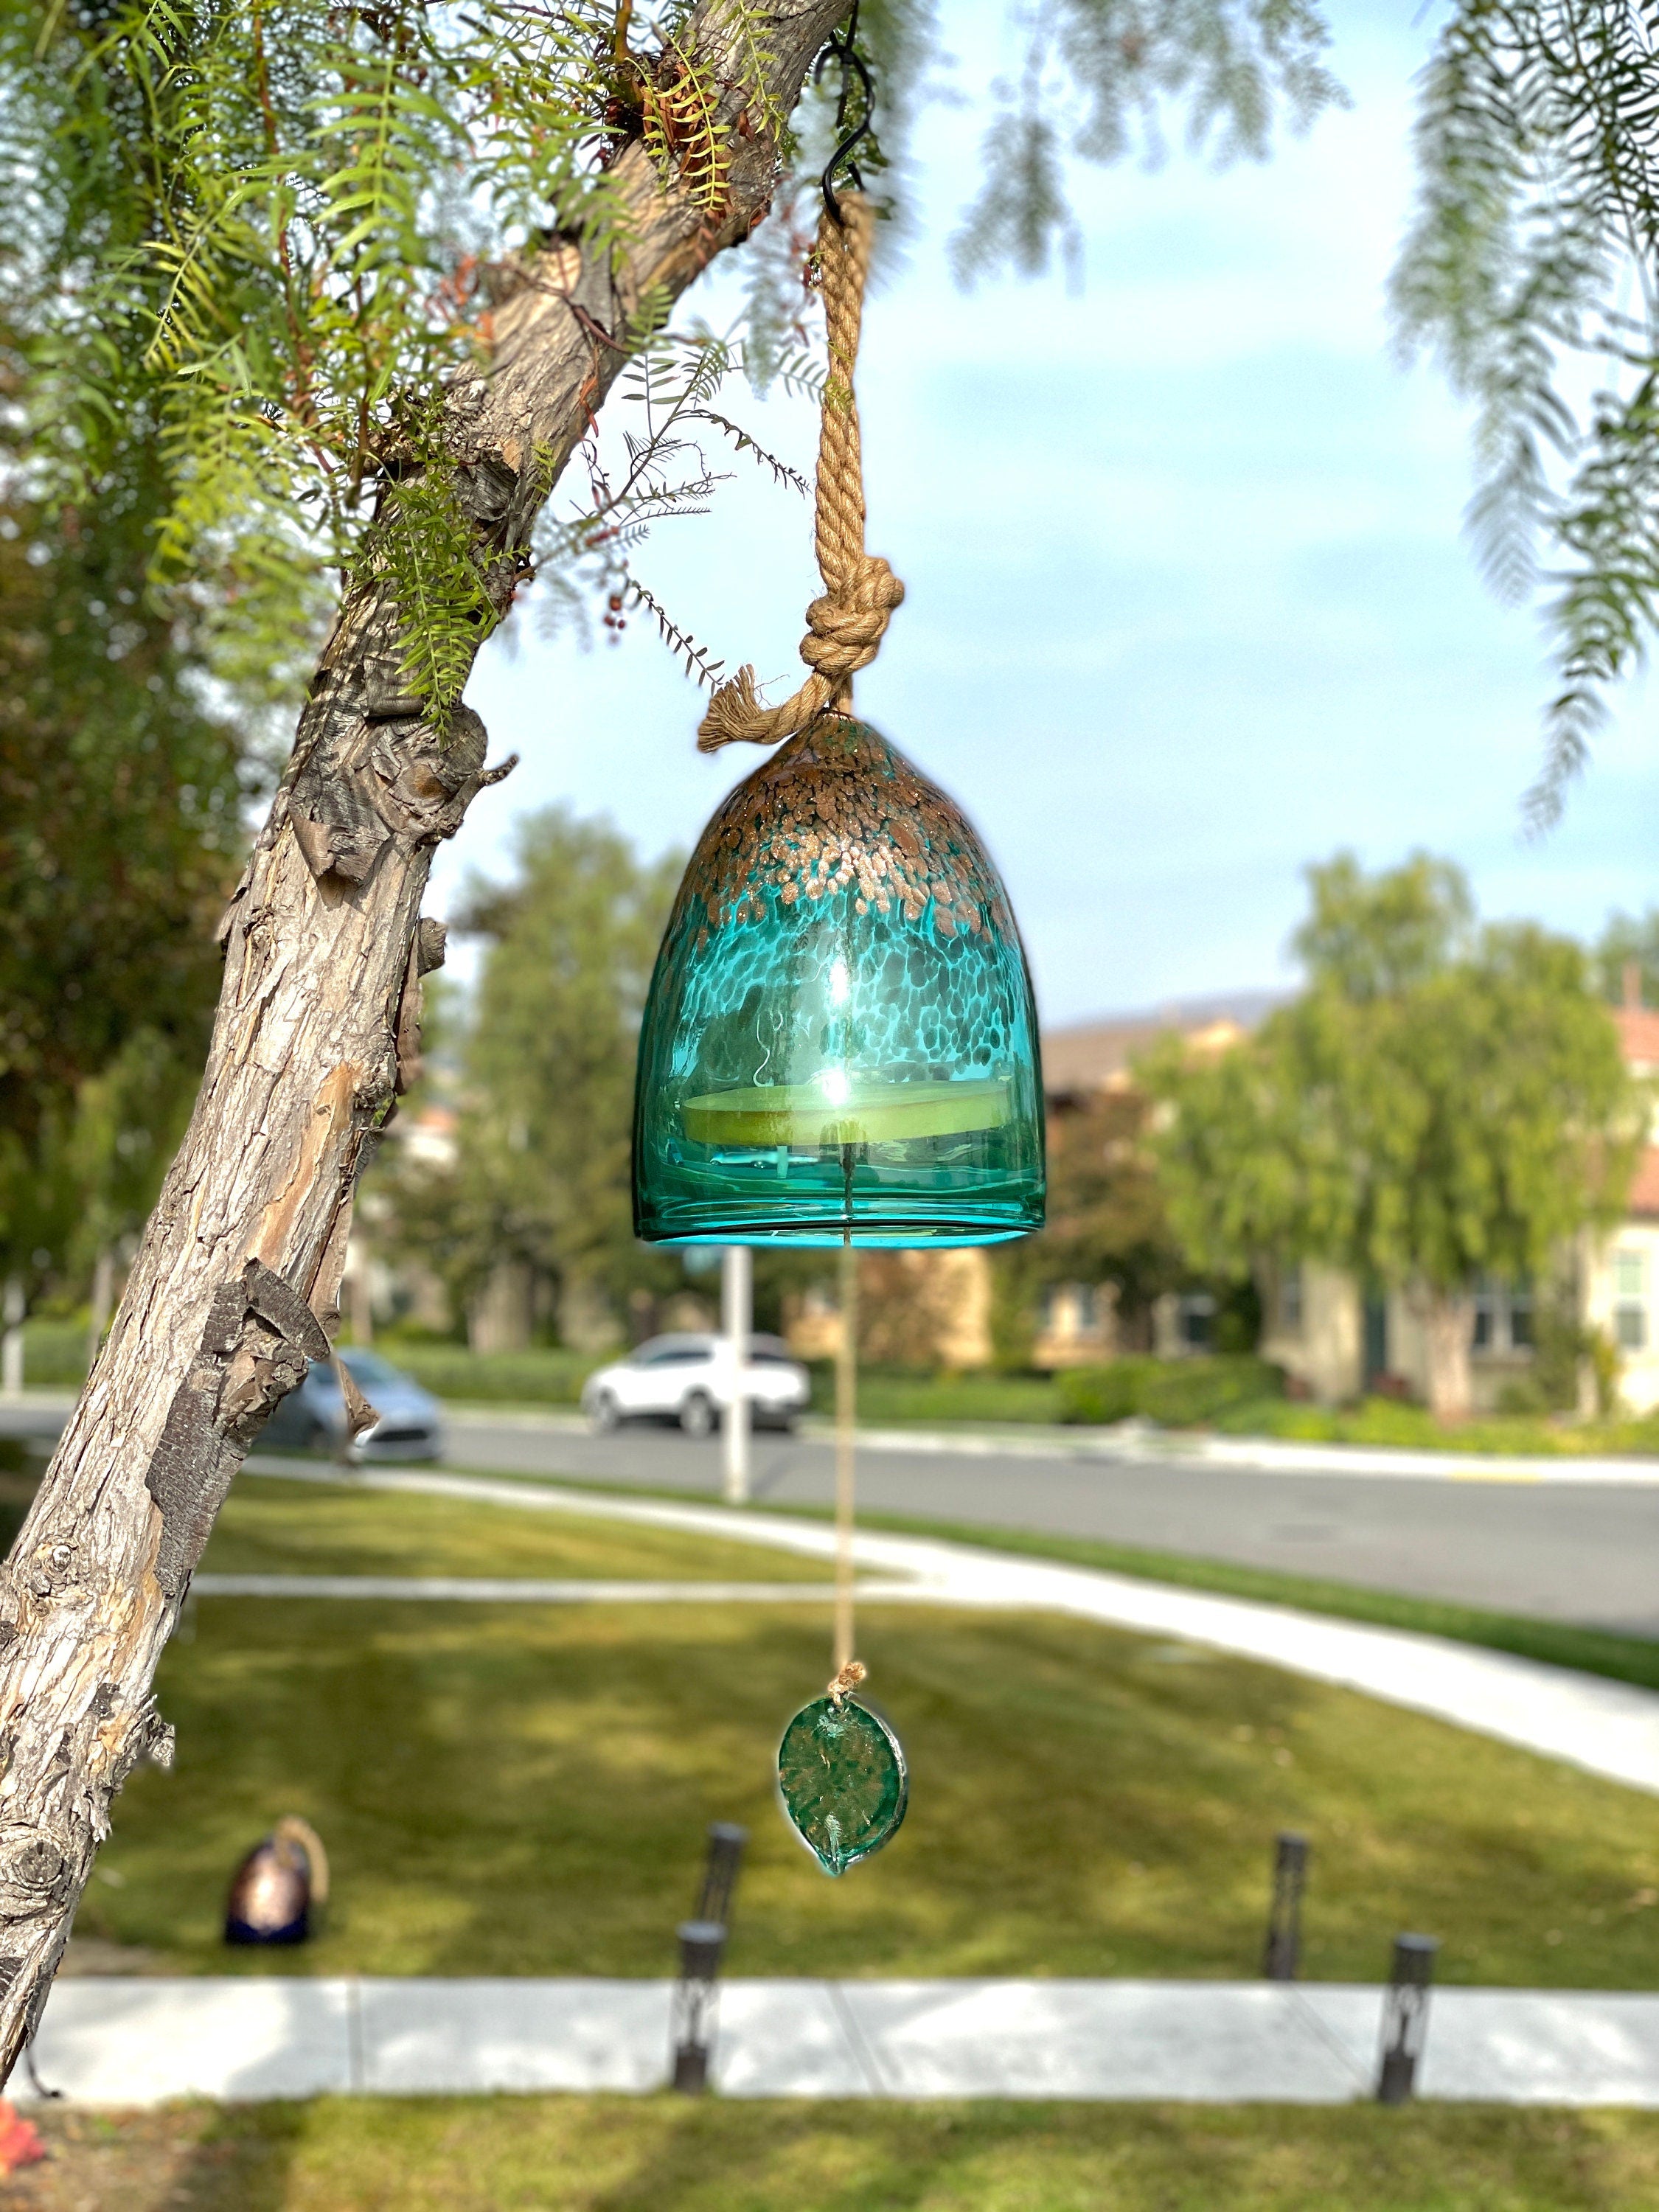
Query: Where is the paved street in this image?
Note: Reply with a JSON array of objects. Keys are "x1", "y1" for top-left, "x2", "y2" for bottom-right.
[
  {"x1": 9, "y1": 1392, "x2": 1659, "y2": 1637},
  {"x1": 441, "y1": 1411, "x2": 1659, "y2": 1639}
]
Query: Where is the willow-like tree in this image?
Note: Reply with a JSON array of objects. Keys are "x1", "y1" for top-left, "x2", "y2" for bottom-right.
[
  {"x1": 1146, "y1": 855, "x2": 1645, "y2": 1422},
  {"x1": 0, "y1": 0, "x2": 1338, "y2": 2071}
]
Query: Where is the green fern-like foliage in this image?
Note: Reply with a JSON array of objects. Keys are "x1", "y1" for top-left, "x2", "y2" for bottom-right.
[
  {"x1": 948, "y1": 0, "x2": 1346, "y2": 286},
  {"x1": 1393, "y1": 0, "x2": 1659, "y2": 818},
  {"x1": 1, "y1": 1, "x2": 782, "y2": 709}
]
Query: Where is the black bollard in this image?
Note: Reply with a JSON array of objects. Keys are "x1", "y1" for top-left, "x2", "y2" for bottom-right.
[
  {"x1": 1377, "y1": 1934, "x2": 1439, "y2": 2104},
  {"x1": 1262, "y1": 1831, "x2": 1309, "y2": 1980},
  {"x1": 670, "y1": 1919, "x2": 727, "y2": 2093},
  {"x1": 695, "y1": 1821, "x2": 748, "y2": 1930}
]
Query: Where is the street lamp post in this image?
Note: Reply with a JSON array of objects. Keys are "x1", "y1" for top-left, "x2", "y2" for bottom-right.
[{"x1": 721, "y1": 1245, "x2": 752, "y2": 1506}]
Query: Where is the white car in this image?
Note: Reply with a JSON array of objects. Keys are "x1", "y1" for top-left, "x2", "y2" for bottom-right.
[{"x1": 582, "y1": 1333, "x2": 810, "y2": 1438}]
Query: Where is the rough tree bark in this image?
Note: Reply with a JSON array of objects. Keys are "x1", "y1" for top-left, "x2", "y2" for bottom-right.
[{"x1": 0, "y1": 0, "x2": 846, "y2": 2079}]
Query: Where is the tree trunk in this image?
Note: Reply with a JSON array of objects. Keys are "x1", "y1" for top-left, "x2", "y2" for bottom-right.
[
  {"x1": 0, "y1": 0, "x2": 846, "y2": 2081},
  {"x1": 1415, "y1": 1287, "x2": 1475, "y2": 1423}
]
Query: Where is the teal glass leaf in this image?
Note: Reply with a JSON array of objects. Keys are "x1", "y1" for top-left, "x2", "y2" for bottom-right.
[
  {"x1": 777, "y1": 1694, "x2": 909, "y2": 1877},
  {"x1": 633, "y1": 718, "x2": 1045, "y2": 1248}
]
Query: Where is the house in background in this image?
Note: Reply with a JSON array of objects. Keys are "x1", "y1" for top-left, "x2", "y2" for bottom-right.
[
  {"x1": 1261, "y1": 992, "x2": 1659, "y2": 1411},
  {"x1": 777, "y1": 995, "x2": 1280, "y2": 1372},
  {"x1": 1030, "y1": 995, "x2": 1284, "y2": 1371}
]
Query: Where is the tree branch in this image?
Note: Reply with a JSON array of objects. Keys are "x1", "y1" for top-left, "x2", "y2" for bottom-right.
[{"x1": 0, "y1": 0, "x2": 847, "y2": 2080}]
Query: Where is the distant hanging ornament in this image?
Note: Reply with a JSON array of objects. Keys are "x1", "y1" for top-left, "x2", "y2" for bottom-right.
[{"x1": 633, "y1": 147, "x2": 1045, "y2": 1878}]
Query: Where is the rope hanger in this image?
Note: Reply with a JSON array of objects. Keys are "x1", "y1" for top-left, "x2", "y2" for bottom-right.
[{"x1": 697, "y1": 192, "x2": 904, "y2": 754}]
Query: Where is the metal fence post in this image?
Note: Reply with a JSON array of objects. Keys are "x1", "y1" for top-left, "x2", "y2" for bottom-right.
[
  {"x1": 1377, "y1": 1934, "x2": 1439, "y2": 2104},
  {"x1": 721, "y1": 1246, "x2": 752, "y2": 1505},
  {"x1": 1262, "y1": 1830, "x2": 1309, "y2": 1980},
  {"x1": 670, "y1": 1919, "x2": 727, "y2": 2093}
]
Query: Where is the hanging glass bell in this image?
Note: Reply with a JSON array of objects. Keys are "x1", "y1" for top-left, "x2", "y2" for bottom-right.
[{"x1": 633, "y1": 718, "x2": 1045, "y2": 1247}]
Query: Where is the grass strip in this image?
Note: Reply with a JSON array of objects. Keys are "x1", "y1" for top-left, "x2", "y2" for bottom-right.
[
  {"x1": 851, "y1": 1510, "x2": 1659, "y2": 1696},
  {"x1": 18, "y1": 2095, "x2": 1659, "y2": 2211}
]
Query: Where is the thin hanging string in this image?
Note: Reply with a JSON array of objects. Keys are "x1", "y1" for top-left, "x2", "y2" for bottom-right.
[
  {"x1": 698, "y1": 194, "x2": 904, "y2": 753},
  {"x1": 832, "y1": 1228, "x2": 858, "y2": 1685}
]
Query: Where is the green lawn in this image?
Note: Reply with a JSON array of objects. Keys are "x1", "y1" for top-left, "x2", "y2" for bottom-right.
[
  {"x1": 15, "y1": 2098, "x2": 1659, "y2": 2212},
  {"x1": 202, "y1": 1474, "x2": 828, "y2": 1585},
  {"x1": 72, "y1": 1475, "x2": 1659, "y2": 1989}
]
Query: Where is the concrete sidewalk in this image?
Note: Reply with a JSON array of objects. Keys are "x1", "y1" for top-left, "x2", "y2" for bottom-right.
[{"x1": 19, "y1": 1976, "x2": 1659, "y2": 2107}]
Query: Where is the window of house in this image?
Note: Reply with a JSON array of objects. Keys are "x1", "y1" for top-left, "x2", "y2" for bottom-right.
[
  {"x1": 1615, "y1": 1250, "x2": 1647, "y2": 1352},
  {"x1": 1076, "y1": 1284, "x2": 1099, "y2": 1332},
  {"x1": 1178, "y1": 1293, "x2": 1216, "y2": 1350},
  {"x1": 1472, "y1": 1276, "x2": 1535, "y2": 1356},
  {"x1": 1279, "y1": 1265, "x2": 1304, "y2": 1333}
]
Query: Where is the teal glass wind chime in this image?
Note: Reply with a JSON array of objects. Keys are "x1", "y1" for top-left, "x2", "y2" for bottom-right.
[{"x1": 633, "y1": 147, "x2": 1045, "y2": 1876}]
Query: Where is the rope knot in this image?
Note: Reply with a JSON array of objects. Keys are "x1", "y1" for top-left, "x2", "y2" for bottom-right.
[
  {"x1": 827, "y1": 1659, "x2": 867, "y2": 1705},
  {"x1": 799, "y1": 559, "x2": 905, "y2": 686}
]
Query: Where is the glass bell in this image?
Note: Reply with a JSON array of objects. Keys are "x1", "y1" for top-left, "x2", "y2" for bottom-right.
[{"x1": 633, "y1": 718, "x2": 1045, "y2": 1247}]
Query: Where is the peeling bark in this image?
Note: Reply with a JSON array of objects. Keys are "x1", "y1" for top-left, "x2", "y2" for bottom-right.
[{"x1": 0, "y1": 0, "x2": 847, "y2": 2079}]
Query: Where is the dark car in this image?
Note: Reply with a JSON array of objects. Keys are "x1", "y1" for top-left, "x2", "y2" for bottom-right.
[{"x1": 260, "y1": 1349, "x2": 445, "y2": 1463}]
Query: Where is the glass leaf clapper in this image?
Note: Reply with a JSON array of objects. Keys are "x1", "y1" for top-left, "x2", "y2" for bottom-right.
[{"x1": 777, "y1": 1693, "x2": 909, "y2": 1877}]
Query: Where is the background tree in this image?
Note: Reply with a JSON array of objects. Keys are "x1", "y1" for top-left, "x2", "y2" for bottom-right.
[
  {"x1": 0, "y1": 0, "x2": 1340, "y2": 2070},
  {"x1": 990, "y1": 1087, "x2": 1183, "y2": 1365},
  {"x1": 0, "y1": 349, "x2": 251, "y2": 1350},
  {"x1": 1147, "y1": 854, "x2": 1644, "y2": 1422},
  {"x1": 379, "y1": 809, "x2": 681, "y2": 1343}
]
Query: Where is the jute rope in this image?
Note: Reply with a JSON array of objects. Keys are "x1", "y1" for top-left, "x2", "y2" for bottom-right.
[
  {"x1": 832, "y1": 1232, "x2": 858, "y2": 1680},
  {"x1": 697, "y1": 194, "x2": 903, "y2": 752}
]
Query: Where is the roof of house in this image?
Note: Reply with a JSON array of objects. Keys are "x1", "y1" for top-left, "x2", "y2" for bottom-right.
[
  {"x1": 1043, "y1": 1017, "x2": 1180, "y2": 1095},
  {"x1": 1042, "y1": 992, "x2": 1284, "y2": 1098}
]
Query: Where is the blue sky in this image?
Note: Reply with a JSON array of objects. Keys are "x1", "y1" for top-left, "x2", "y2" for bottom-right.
[{"x1": 431, "y1": 0, "x2": 1658, "y2": 1030}]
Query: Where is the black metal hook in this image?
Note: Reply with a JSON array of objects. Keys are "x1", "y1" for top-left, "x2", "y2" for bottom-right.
[{"x1": 817, "y1": 3, "x2": 873, "y2": 226}]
